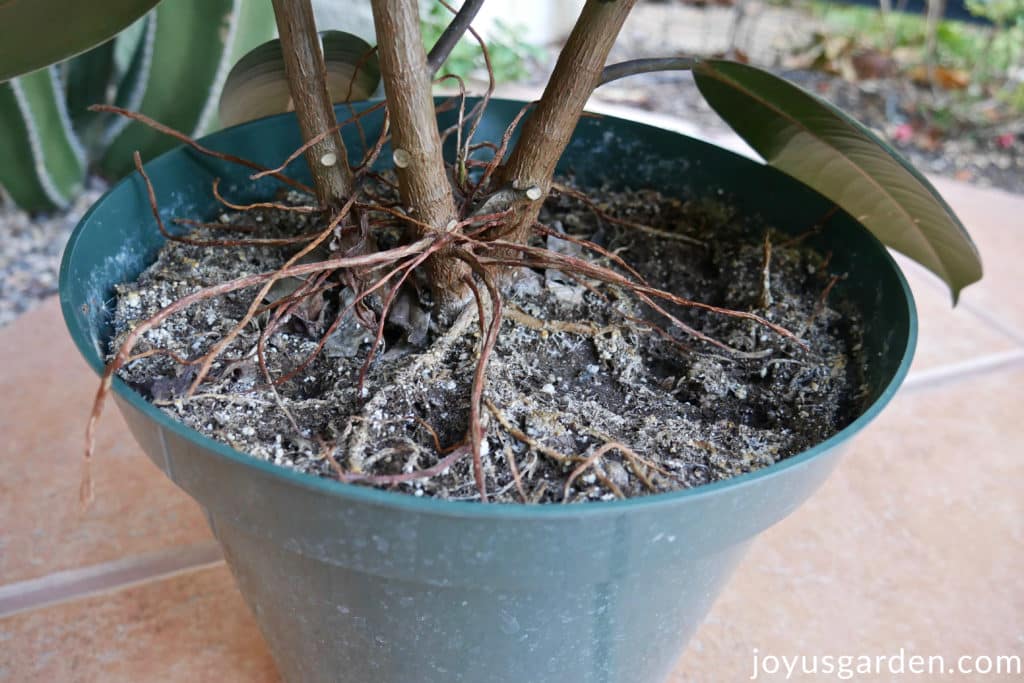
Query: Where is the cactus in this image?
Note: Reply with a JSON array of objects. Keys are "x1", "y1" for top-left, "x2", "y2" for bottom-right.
[
  {"x1": 0, "y1": 0, "x2": 275, "y2": 211},
  {"x1": 0, "y1": 68, "x2": 86, "y2": 211},
  {"x1": 101, "y1": 0, "x2": 277, "y2": 177}
]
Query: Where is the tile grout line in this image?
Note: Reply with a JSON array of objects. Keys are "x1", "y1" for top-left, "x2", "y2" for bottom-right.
[
  {"x1": 0, "y1": 542, "x2": 225, "y2": 619},
  {"x1": 897, "y1": 255, "x2": 1024, "y2": 347},
  {"x1": 903, "y1": 349, "x2": 1024, "y2": 392},
  {"x1": 957, "y1": 301, "x2": 1024, "y2": 347}
]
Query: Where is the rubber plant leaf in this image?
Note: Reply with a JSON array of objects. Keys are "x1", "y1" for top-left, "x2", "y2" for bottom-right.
[
  {"x1": 0, "y1": 68, "x2": 86, "y2": 211},
  {"x1": 101, "y1": 0, "x2": 276, "y2": 179},
  {"x1": 218, "y1": 31, "x2": 380, "y2": 128},
  {"x1": 693, "y1": 59, "x2": 982, "y2": 302},
  {"x1": 0, "y1": 0, "x2": 161, "y2": 82}
]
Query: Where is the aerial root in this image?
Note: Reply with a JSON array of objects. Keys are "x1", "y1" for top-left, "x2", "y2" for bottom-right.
[{"x1": 90, "y1": 104, "x2": 315, "y2": 195}]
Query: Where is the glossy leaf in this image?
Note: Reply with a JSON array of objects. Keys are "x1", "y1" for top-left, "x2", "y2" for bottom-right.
[
  {"x1": 0, "y1": 0, "x2": 161, "y2": 82},
  {"x1": 0, "y1": 68, "x2": 85, "y2": 210},
  {"x1": 693, "y1": 59, "x2": 982, "y2": 301},
  {"x1": 101, "y1": 0, "x2": 276, "y2": 178},
  {"x1": 218, "y1": 31, "x2": 380, "y2": 128}
]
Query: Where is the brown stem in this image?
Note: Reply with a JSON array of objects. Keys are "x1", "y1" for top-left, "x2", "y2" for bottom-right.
[
  {"x1": 427, "y1": 0, "x2": 486, "y2": 74},
  {"x1": 370, "y1": 0, "x2": 469, "y2": 311},
  {"x1": 271, "y1": 0, "x2": 353, "y2": 208},
  {"x1": 498, "y1": 0, "x2": 638, "y2": 245}
]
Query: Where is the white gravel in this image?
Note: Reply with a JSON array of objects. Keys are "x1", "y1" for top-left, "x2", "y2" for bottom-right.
[{"x1": 0, "y1": 180, "x2": 105, "y2": 327}]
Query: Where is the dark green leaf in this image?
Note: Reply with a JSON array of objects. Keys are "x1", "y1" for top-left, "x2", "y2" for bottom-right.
[
  {"x1": 0, "y1": 0, "x2": 161, "y2": 81},
  {"x1": 693, "y1": 59, "x2": 982, "y2": 301}
]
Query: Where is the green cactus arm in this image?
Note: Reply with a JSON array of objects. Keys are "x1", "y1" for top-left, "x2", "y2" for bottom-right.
[
  {"x1": 100, "y1": 0, "x2": 276, "y2": 179},
  {"x1": 102, "y1": 14, "x2": 158, "y2": 149},
  {"x1": 64, "y1": 41, "x2": 119, "y2": 157},
  {"x1": 0, "y1": 68, "x2": 86, "y2": 211}
]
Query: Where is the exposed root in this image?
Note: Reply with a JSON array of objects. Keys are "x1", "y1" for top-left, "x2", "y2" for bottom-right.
[
  {"x1": 563, "y1": 442, "x2": 626, "y2": 501},
  {"x1": 89, "y1": 105, "x2": 315, "y2": 195},
  {"x1": 505, "y1": 304, "x2": 621, "y2": 338},
  {"x1": 761, "y1": 232, "x2": 773, "y2": 309}
]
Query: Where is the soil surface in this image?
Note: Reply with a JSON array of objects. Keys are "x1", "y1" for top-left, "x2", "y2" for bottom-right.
[{"x1": 111, "y1": 180, "x2": 868, "y2": 503}]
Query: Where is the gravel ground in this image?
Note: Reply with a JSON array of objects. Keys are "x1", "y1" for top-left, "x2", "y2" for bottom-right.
[{"x1": 0, "y1": 182, "x2": 105, "y2": 327}]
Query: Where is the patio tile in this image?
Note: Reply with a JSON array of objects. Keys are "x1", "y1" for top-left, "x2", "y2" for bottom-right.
[
  {"x1": 673, "y1": 369, "x2": 1024, "y2": 681},
  {"x1": 0, "y1": 299, "x2": 212, "y2": 585},
  {"x1": 895, "y1": 255, "x2": 1021, "y2": 379},
  {"x1": 929, "y1": 177, "x2": 1024, "y2": 344},
  {"x1": 0, "y1": 565, "x2": 279, "y2": 683}
]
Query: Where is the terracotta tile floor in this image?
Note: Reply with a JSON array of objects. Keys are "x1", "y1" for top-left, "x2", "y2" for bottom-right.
[{"x1": 2, "y1": 177, "x2": 1022, "y2": 682}]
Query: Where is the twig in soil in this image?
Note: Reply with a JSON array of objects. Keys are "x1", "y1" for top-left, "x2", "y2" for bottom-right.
[
  {"x1": 505, "y1": 305, "x2": 621, "y2": 338},
  {"x1": 562, "y1": 442, "x2": 626, "y2": 502},
  {"x1": 413, "y1": 416, "x2": 445, "y2": 455},
  {"x1": 502, "y1": 443, "x2": 528, "y2": 503},
  {"x1": 337, "y1": 444, "x2": 470, "y2": 485},
  {"x1": 807, "y1": 274, "x2": 841, "y2": 328},
  {"x1": 529, "y1": 481, "x2": 549, "y2": 504},
  {"x1": 484, "y1": 398, "x2": 573, "y2": 466},
  {"x1": 315, "y1": 438, "x2": 346, "y2": 480},
  {"x1": 761, "y1": 232, "x2": 773, "y2": 309},
  {"x1": 89, "y1": 104, "x2": 315, "y2": 195},
  {"x1": 778, "y1": 205, "x2": 838, "y2": 249}
]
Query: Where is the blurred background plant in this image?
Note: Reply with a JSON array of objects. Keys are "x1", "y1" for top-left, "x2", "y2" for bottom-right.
[
  {"x1": 420, "y1": 2, "x2": 544, "y2": 83},
  {"x1": 793, "y1": 0, "x2": 1024, "y2": 108}
]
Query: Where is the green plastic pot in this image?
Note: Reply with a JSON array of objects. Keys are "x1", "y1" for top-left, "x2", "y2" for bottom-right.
[{"x1": 60, "y1": 99, "x2": 916, "y2": 683}]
